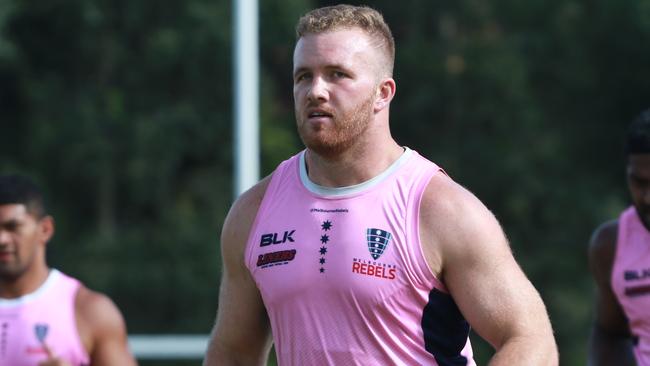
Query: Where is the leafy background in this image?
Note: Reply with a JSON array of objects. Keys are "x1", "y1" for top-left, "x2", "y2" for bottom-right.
[{"x1": 2, "y1": 0, "x2": 649, "y2": 365}]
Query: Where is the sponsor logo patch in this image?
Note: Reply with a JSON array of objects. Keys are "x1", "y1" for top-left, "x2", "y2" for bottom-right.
[
  {"x1": 259, "y1": 230, "x2": 296, "y2": 247},
  {"x1": 624, "y1": 268, "x2": 650, "y2": 281},
  {"x1": 256, "y1": 250, "x2": 297, "y2": 268},
  {"x1": 625, "y1": 284, "x2": 650, "y2": 297}
]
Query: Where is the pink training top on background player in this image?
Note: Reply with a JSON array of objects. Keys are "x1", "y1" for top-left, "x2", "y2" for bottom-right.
[
  {"x1": 611, "y1": 206, "x2": 650, "y2": 365},
  {"x1": 245, "y1": 147, "x2": 476, "y2": 366},
  {"x1": 0, "y1": 270, "x2": 90, "y2": 366}
]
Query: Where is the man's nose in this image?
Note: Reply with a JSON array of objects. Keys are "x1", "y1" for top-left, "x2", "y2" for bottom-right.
[
  {"x1": 307, "y1": 76, "x2": 328, "y2": 102},
  {"x1": 0, "y1": 230, "x2": 10, "y2": 245},
  {"x1": 643, "y1": 189, "x2": 650, "y2": 204}
]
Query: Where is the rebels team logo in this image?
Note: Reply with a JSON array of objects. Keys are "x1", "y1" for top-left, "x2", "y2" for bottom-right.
[
  {"x1": 34, "y1": 323, "x2": 49, "y2": 343},
  {"x1": 366, "y1": 228, "x2": 392, "y2": 260},
  {"x1": 352, "y1": 228, "x2": 398, "y2": 280}
]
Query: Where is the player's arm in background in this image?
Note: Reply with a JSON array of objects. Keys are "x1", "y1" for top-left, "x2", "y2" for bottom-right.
[
  {"x1": 203, "y1": 177, "x2": 273, "y2": 366},
  {"x1": 587, "y1": 220, "x2": 636, "y2": 366},
  {"x1": 75, "y1": 286, "x2": 138, "y2": 366},
  {"x1": 420, "y1": 174, "x2": 558, "y2": 366}
]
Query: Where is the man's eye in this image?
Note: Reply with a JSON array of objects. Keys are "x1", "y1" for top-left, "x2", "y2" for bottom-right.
[
  {"x1": 295, "y1": 73, "x2": 311, "y2": 82},
  {"x1": 3, "y1": 223, "x2": 18, "y2": 231}
]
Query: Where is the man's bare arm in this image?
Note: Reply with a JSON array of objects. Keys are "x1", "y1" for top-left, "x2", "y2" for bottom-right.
[
  {"x1": 587, "y1": 221, "x2": 635, "y2": 366},
  {"x1": 76, "y1": 287, "x2": 138, "y2": 366},
  {"x1": 420, "y1": 174, "x2": 557, "y2": 365},
  {"x1": 203, "y1": 177, "x2": 273, "y2": 366}
]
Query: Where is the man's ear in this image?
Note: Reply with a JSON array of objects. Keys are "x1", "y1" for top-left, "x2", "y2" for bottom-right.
[
  {"x1": 39, "y1": 216, "x2": 55, "y2": 245},
  {"x1": 374, "y1": 77, "x2": 396, "y2": 112}
]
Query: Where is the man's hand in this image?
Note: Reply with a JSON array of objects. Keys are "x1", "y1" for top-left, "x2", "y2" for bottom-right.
[{"x1": 38, "y1": 344, "x2": 73, "y2": 366}]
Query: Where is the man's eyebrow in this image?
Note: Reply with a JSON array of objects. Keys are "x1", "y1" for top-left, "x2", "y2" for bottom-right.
[
  {"x1": 294, "y1": 64, "x2": 351, "y2": 76},
  {"x1": 630, "y1": 172, "x2": 649, "y2": 178},
  {"x1": 0, "y1": 218, "x2": 19, "y2": 227},
  {"x1": 293, "y1": 67, "x2": 309, "y2": 77}
]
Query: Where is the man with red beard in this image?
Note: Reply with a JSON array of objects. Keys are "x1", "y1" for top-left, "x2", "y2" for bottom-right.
[
  {"x1": 204, "y1": 4, "x2": 557, "y2": 366},
  {"x1": 589, "y1": 108, "x2": 650, "y2": 366}
]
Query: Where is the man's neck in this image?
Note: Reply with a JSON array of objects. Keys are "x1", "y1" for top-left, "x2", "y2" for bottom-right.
[
  {"x1": 0, "y1": 264, "x2": 50, "y2": 299},
  {"x1": 305, "y1": 140, "x2": 404, "y2": 188}
]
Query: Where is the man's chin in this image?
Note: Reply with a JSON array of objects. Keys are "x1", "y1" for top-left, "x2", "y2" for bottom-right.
[
  {"x1": 305, "y1": 143, "x2": 345, "y2": 159},
  {"x1": 0, "y1": 268, "x2": 22, "y2": 281},
  {"x1": 641, "y1": 218, "x2": 650, "y2": 232},
  {"x1": 637, "y1": 210, "x2": 650, "y2": 231}
]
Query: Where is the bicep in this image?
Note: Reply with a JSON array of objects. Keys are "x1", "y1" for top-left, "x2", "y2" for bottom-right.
[
  {"x1": 204, "y1": 185, "x2": 273, "y2": 365},
  {"x1": 421, "y1": 180, "x2": 552, "y2": 351},
  {"x1": 590, "y1": 267, "x2": 629, "y2": 335},
  {"x1": 443, "y1": 213, "x2": 549, "y2": 349},
  {"x1": 588, "y1": 224, "x2": 629, "y2": 335},
  {"x1": 81, "y1": 293, "x2": 137, "y2": 366},
  {"x1": 210, "y1": 253, "x2": 272, "y2": 358}
]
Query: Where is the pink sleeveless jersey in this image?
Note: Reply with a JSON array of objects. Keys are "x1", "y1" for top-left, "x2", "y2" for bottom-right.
[
  {"x1": 0, "y1": 270, "x2": 90, "y2": 366},
  {"x1": 245, "y1": 148, "x2": 476, "y2": 365},
  {"x1": 612, "y1": 206, "x2": 650, "y2": 365}
]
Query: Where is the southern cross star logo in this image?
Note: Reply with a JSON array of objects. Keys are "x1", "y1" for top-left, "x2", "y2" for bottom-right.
[
  {"x1": 366, "y1": 228, "x2": 392, "y2": 260},
  {"x1": 318, "y1": 220, "x2": 333, "y2": 273}
]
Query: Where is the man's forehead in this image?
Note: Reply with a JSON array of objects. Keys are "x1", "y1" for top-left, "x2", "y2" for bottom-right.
[
  {"x1": 628, "y1": 153, "x2": 650, "y2": 163},
  {"x1": 0, "y1": 204, "x2": 30, "y2": 220},
  {"x1": 295, "y1": 29, "x2": 373, "y2": 57},
  {"x1": 627, "y1": 154, "x2": 650, "y2": 174}
]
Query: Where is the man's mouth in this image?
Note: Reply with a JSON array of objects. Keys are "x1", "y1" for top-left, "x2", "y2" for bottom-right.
[{"x1": 307, "y1": 109, "x2": 333, "y2": 119}]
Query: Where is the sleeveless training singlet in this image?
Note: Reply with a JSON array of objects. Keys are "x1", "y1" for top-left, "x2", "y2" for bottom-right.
[
  {"x1": 245, "y1": 147, "x2": 476, "y2": 366},
  {"x1": 0, "y1": 269, "x2": 90, "y2": 366},
  {"x1": 612, "y1": 206, "x2": 650, "y2": 365}
]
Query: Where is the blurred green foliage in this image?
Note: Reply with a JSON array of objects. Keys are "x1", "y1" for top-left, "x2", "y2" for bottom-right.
[{"x1": 1, "y1": 0, "x2": 649, "y2": 365}]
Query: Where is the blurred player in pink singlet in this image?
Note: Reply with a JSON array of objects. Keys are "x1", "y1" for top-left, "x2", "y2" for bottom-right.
[
  {"x1": 0, "y1": 175, "x2": 137, "y2": 366},
  {"x1": 589, "y1": 108, "x2": 650, "y2": 366},
  {"x1": 204, "y1": 4, "x2": 557, "y2": 366}
]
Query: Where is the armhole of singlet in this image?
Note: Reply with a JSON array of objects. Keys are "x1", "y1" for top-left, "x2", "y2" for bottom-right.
[
  {"x1": 243, "y1": 156, "x2": 297, "y2": 271},
  {"x1": 611, "y1": 212, "x2": 627, "y2": 291},
  {"x1": 409, "y1": 165, "x2": 448, "y2": 293},
  {"x1": 69, "y1": 278, "x2": 91, "y2": 363}
]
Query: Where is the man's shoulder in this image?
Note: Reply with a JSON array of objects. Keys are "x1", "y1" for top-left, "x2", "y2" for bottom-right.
[
  {"x1": 419, "y1": 172, "x2": 503, "y2": 257},
  {"x1": 231, "y1": 175, "x2": 273, "y2": 218},
  {"x1": 220, "y1": 175, "x2": 274, "y2": 257},
  {"x1": 224, "y1": 175, "x2": 273, "y2": 237},
  {"x1": 74, "y1": 284, "x2": 128, "y2": 341},
  {"x1": 588, "y1": 219, "x2": 619, "y2": 266},
  {"x1": 74, "y1": 285, "x2": 122, "y2": 321},
  {"x1": 420, "y1": 172, "x2": 492, "y2": 224}
]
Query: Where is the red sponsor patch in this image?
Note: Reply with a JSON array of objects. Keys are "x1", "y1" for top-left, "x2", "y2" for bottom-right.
[
  {"x1": 25, "y1": 346, "x2": 48, "y2": 354},
  {"x1": 257, "y1": 250, "x2": 297, "y2": 267},
  {"x1": 625, "y1": 284, "x2": 650, "y2": 297}
]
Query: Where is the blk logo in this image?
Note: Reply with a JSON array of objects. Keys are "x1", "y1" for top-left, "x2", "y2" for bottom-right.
[
  {"x1": 625, "y1": 269, "x2": 650, "y2": 281},
  {"x1": 260, "y1": 230, "x2": 296, "y2": 246}
]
